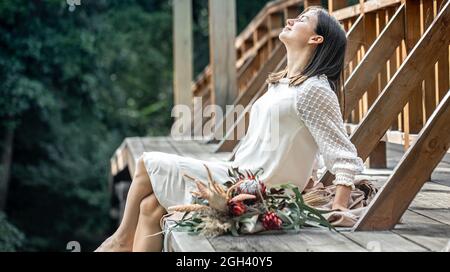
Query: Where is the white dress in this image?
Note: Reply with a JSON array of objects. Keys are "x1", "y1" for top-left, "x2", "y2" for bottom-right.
[{"x1": 142, "y1": 74, "x2": 365, "y2": 210}]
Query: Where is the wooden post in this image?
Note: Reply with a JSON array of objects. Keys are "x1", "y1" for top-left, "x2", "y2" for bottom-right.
[
  {"x1": 0, "y1": 126, "x2": 14, "y2": 210},
  {"x1": 209, "y1": 0, "x2": 238, "y2": 113},
  {"x1": 437, "y1": 0, "x2": 449, "y2": 103},
  {"x1": 363, "y1": 12, "x2": 387, "y2": 169},
  {"x1": 344, "y1": 15, "x2": 364, "y2": 66},
  {"x1": 328, "y1": 0, "x2": 348, "y2": 12},
  {"x1": 387, "y1": 7, "x2": 400, "y2": 131},
  {"x1": 173, "y1": 0, "x2": 193, "y2": 109},
  {"x1": 405, "y1": 0, "x2": 424, "y2": 134},
  {"x1": 305, "y1": 0, "x2": 322, "y2": 8},
  {"x1": 421, "y1": 0, "x2": 437, "y2": 182}
]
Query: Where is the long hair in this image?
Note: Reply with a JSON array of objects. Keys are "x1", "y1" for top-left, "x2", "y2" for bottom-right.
[{"x1": 267, "y1": 6, "x2": 347, "y2": 118}]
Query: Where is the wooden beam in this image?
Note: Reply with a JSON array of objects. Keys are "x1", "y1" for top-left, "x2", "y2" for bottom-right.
[
  {"x1": 173, "y1": 0, "x2": 193, "y2": 109},
  {"x1": 376, "y1": 9, "x2": 389, "y2": 95},
  {"x1": 405, "y1": 0, "x2": 424, "y2": 134},
  {"x1": 319, "y1": 0, "x2": 450, "y2": 186},
  {"x1": 209, "y1": 0, "x2": 238, "y2": 112},
  {"x1": 354, "y1": 89, "x2": 450, "y2": 230},
  {"x1": 363, "y1": 11, "x2": 387, "y2": 168},
  {"x1": 211, "y1": 44, "x2": 286, "y2": 144},
  {"x1": 329, "y1": 0, "x2": 349, "y2": 12},
  {"x1": 214, "y1": 7, "x2": 362, "y2": 146},
  {"x1": 343, "y1": 4, "x2": 405, "y2": 119},
  {"x1": 344, "y1": 14, "x2": 364, "y2": 66},
  {"x1": 235, "y1": 0, "x2": 303, "y2": 49},
  {"x1": 193, "y1": 0, "x2": 304, "y2": 115},
  {"x1": 387, "y1": 7, "x2": 401, "y2": 131},
  {"x1": 305, "y1": 0, "x2": 322, "y2": 8},
  {"x1": 344, "y1": 122, "x2": 450, "y2": 153},
  {"x1": 124, "y1": 138, "x2": 145, "y2": 177},
  {"x1": 216, "y1": 57, "x2": 287, "y2": 152},
  {"x1": 437, "y1": 47, "x2": 449, "y2": 101},
  {"x1": 333, "y1": 0, "x2": 403, "y2": 21},
  {"x1": 437, "y1": 0, "x2": 449, "y2": 102},
  {"x1": 422, "y1": 0, "x2": 437, "y2": 136},
  {"x1": 213, "y1": 2, "x2": 410, "y2": 154},
  {"x1": 0, "y1": 126, "x2": 14, "y2": 210}
]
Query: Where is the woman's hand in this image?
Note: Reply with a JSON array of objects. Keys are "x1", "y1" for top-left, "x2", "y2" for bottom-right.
[{"x1": 332, "y1": 184, "x2": 352, "y2": 211}]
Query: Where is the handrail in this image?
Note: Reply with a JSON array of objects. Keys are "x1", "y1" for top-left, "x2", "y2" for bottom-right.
[{"x1": 192, "y1": 0, "x2": 303, "y2": 97}]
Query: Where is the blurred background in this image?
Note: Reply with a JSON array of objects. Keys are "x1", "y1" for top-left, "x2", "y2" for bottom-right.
[
  {"x1": 0, "y1": 0, "x2": 368, "y2": 251},
  {"x1": 0, "y1": 0, "x2": 282, "y2": 252}
]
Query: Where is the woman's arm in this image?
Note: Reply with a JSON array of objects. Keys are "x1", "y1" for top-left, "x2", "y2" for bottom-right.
[
  {"x1": 333, "y1": 185, "x2": 352, "y2": 210},
  {"x1": 295, "y1": 78, "x2": 365, "y2": 209}
]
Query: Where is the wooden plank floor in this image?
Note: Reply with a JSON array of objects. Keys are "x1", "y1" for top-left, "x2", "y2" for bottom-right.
[
  {"x1": 164, "y1": 180, "x2": 450, "y2": 252},
  {"x1": 111, "y1": 137, "x2": 450, "y2": 252}
]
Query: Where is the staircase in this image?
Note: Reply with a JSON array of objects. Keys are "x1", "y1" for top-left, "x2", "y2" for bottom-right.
[{"x1": 109, "y1": 0, "x2": 450, "y2": 251}]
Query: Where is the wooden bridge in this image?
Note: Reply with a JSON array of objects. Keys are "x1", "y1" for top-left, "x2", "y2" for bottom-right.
[{"x1": 108, "y1": 0, "x2": 450, "y2": 251}]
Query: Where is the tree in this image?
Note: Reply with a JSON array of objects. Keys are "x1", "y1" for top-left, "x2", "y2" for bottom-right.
[
  {"x1": 0, "y1": 0, "x2": 173, "y2": 251},
  {"x1": 0, "y1": 0, "x2": 289, "y2": 251}
]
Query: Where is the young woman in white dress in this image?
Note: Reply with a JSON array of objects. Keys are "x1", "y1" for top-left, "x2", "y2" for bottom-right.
[{"x1": 95, "y1": 6, "x2": 365, "y2": 252}]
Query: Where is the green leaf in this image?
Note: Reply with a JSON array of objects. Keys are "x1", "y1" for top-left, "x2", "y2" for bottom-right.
[
  {"x1": 301, "y1": 204, "x2": 336, "y2": 231},
  {"x1": 276, "y1": 210, "x2": 293, "y2": 225},
  {"x1": 230, "y1": 223, "x2": 239, "y2": 237}
]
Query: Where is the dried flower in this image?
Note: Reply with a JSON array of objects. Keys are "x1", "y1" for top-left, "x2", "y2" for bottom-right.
[
  {"x1": 238, "y1": 179, "x2": 266, "y2": 199},
  {"x1": 168, "y1": 204, "x2": 209, "y2": 212},
  {"x1": 170, "y1": 166, "x2": 336, "y2": 237}
]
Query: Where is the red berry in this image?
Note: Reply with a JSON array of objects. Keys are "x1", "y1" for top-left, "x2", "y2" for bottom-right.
[
  {"x1": 262, "y1": 212, "x2": 282, "y2": 230},
  {"x1": 228, "y1": 201, "x2": 246, "y2": 216}
]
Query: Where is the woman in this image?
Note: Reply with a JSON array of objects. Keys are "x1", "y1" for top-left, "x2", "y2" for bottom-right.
[{"x1": 95, "y1": 6, "x2": 365, "y2": 252}]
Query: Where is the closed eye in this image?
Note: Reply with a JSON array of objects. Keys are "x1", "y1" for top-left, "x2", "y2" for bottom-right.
[{"x1": 296, "y1": 15, "x2": 309, "y2": 22}]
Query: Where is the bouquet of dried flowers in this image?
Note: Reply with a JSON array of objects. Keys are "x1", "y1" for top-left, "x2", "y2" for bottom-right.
[{"x1": 166, "y1": 164, "x2": 335, "y2": 237}]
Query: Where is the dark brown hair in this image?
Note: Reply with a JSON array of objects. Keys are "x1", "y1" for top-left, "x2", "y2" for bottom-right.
[{"x1": 267, "y1": 6, "x2": 347, "y2": 117}]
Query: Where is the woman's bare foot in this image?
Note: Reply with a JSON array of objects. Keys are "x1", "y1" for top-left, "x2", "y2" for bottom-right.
[{"x1": 94, "y1": 235, "x2": 132, "y2": 252}]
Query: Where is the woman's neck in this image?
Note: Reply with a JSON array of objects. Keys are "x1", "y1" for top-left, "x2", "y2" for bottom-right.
[{"x1": 286, "y1": 47, "x2": 313, "y2": 78}]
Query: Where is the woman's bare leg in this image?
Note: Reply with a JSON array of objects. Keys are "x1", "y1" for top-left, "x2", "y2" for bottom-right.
[
  {"x1": 95, "y1": 156, "x2": 153, "y2": 251},
  {"x1": 132, "y1": 194, "x2": 167, "y2": 252}
]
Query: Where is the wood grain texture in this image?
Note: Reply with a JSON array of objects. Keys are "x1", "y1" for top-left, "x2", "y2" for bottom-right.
[
  {"x1": 320, "y1": 0, "x2": 450, "y2": 187},
  {"x1": 355, "y1": 90, "x2": 450, "y2": 230}
]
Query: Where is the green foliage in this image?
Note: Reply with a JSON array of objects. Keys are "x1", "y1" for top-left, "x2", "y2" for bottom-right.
[
  {"x1": 170, "y1": 182, "x2": 335, "y2": 237},
  {"x1": 0, "y1": 0, "x2": 301, "y2": 251},
  {"x1": 0, "y1": 212, "x2": 25, "y2": 252},
  {"x1": 192, "y1": 0, "x2": 273, "y2": 75},
  {"x1": 0, "y1": 0, "x2": 173, "y2": 251}
]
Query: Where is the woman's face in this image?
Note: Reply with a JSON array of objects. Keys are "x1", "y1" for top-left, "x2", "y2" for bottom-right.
[{"x1": 279, "y1": 9, "x2": 322, "y2": 48}]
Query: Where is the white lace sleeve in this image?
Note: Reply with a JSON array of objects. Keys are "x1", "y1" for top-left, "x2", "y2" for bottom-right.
[{"x1": 295, "y1": 78, "x2": 365, "y2": 189}]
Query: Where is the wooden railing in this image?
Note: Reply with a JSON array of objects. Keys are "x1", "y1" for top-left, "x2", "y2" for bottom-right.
[
  {"x1": 314, "y1": 0, "x2": 450, "y2": 230},
  {"x1": 214, "y1": 0, "x2": 449, "y2": 163},
  {"x1": 210, "y1": 2, "x2": 450, "y2": 234},
  {"x1": 334, "y1": 0, "x2": 449, "y2": 169},
  {"x1": 191, "y1": 0, "x2": 307, "y2": 137},
  {"x1": 110, "y1": 0, "x2": 450, "y2": 231},
  {"x1": 192, "y1": 0, "x2": 303, "y2": 96}
]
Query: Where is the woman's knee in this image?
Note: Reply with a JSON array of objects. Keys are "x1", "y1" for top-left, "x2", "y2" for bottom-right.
[
  {"x1": 139, "y1": 194, "x2": 165, "y2": 217},
  {"x1": 133, "y1": 156, "x2": 151, "y2": 184}
]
